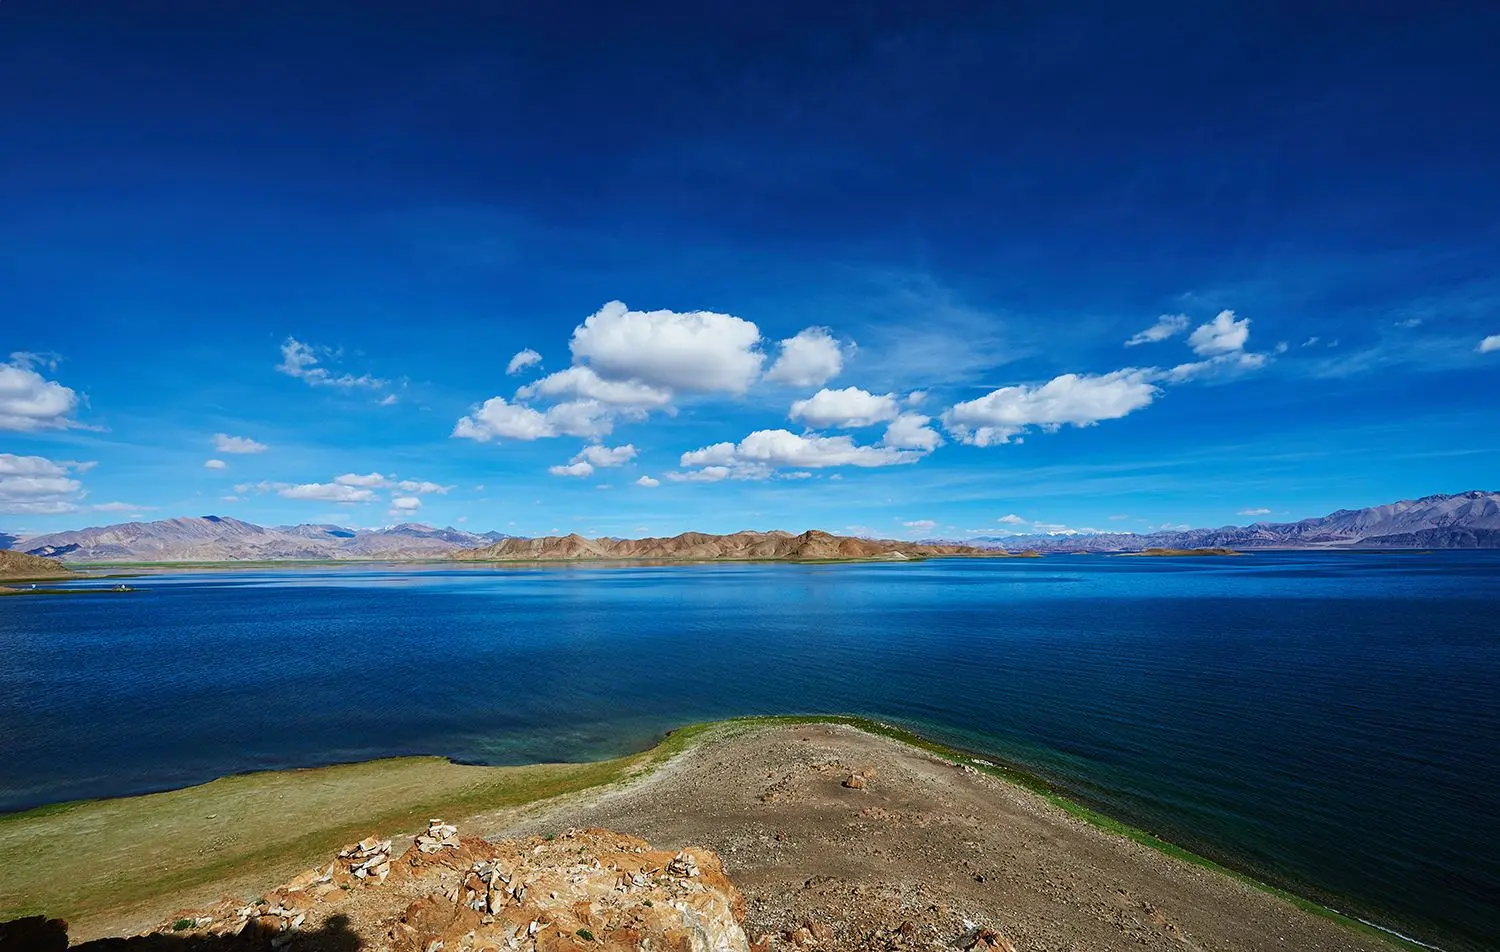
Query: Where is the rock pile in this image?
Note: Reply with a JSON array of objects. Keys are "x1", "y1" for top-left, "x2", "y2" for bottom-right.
[
  {"x1": 415, "y1": 817, "x2": 460, "y2": 853},
  {"x1": 339, "y1": 834, "x2": 392, "y2": 882},
  {"x1": 131, "y1": 824, "x2": 751, "y2": 952}
]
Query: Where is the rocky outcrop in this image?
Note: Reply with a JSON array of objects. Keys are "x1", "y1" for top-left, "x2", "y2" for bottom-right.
[
  {"x1": 454, "y1": 529, "x2": 1017, "y2": 563},
  {"x1": 0, "y1": 549, "x2": 74, "y2": 581},
  {"x1": 78, "y1": 824, "x2": 749, "y2": 951}
]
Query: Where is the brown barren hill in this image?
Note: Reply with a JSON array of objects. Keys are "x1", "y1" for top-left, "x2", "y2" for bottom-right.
[
  {"x1": 0, "y1": 549, "x2": 76, "y2": 582},
  {"x1": 451, "y1": 529, "x2": 1027, "y2": 562}
]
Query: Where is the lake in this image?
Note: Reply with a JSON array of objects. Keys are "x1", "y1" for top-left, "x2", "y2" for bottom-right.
[{"x1": 2, "y1": 552, "x2": 1496, "y2": 950}]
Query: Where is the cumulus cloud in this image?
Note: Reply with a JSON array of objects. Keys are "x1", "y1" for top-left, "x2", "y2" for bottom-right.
[
  {"x1": 0, "y1": 353, "x2": 82, "y2": 432},
  {"x1": 0, "y1": 453, "x2": 89, "y2": 514},
  {"x1": 678, "y1": 429, "x2": 922, "y2": 479},
  {"x1": 551, "y1": 443, "x2": 636, "y2": 477},
  {"x1": 507, "y1": 348, "x2": 542, "y2": 374},
  {"x1": 396, "y1": 480, "x2": 450, "y2": 494},
  {"x1": 903, "y1": 519, "x2": 937, "y2": 531},
  {"x1": 276, "y1": 338, "x2": 386, "y2": 389},
  {"x1": 666, "y1": 466, "x2": 732, "y2": 483},
  {"x1": 390, "y1": 496, "x2": 421, "y2": 511},
  {"x1": 213, "y1": 433, "x2": 268, "y2": 454},
  {"x1": 279, "y1": 483, "x2": 377, "y2": 503},
  {"x1": 517, "y1": 366, "x2": 672, "y2": 408},
  {"x1": 1239, "y1": 507, "x2": 1272, "y2": 516},
  {"x1": 1478, "y1": 335, "x2": 1500, "y2": 354},
  {"x1": 997, "y1": 514, "x2": 1027, "y2": 524},
  {"x1": 789, "y1": 387, "x2": 900, "y2": 428},
  {"x1": 574, "y1": 443, "x2": 638, "y2": 468},
  {"x1": 453, "y1": 396, "x2": 614, "y2": 441},
  {"x1": 881, "y1": 413, "x2": 942, "y2": 451},
  {"x1": 548, "y1": 461, "x2": 595, "y2": 478},
  {"x1": 335, "y1": 472, "x2": 387, "y2": 487},
  {"x1": 1187, "y1": 310, "x2": 1251, "y2": 356},
  {"x1": 1125, "y1": 314, "x2": 1189, "y2": 346},
  {"x1": 635, "y1": 475, "x2": 660, "y2": 488},
  {"x1": 569, "y1": 301, "x2": 764, "y2": 394},
  {"x1": 765, "y1": 327, "x2": 848, "y2": 387},
  {"x1": 203, "y1": 459, "x2": 228, "y2": 470},
  {"x1": 941, "y1": 370, "x2": 1158, "y2": 446}
]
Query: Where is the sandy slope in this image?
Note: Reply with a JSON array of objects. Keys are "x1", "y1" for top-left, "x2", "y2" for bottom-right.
[{"x1": 489, "y1": 722, "x2": 1392, "y2": 952}]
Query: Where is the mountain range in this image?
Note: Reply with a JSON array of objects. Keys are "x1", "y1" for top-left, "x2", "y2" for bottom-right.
[
  {"x1": 961, "y1": 491, "x2": 1500, "y2": 552},
  {"x1": 451, "y1": 529, "x2": 1016, "y2": 562},
  {"x1": 5, "y1": 516, "x2": 514, "y2": 562},
  {"x1": 2, "y1": 491, "x2": 1495, "y2": 562}
]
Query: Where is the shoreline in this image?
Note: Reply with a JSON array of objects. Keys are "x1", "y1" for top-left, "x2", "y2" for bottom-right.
[{"x1": 0, "y1": 716, "x2": 1434, "y2": 950}]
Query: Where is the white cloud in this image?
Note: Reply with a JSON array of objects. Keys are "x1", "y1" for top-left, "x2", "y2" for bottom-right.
[
  {"x1": 0, "y1": 454, "x2": 68, "y2": 477},
  {"x1": 905, "y1": 390, "x2": 927, "y2": 406},
  {"x1": 765, "y1": 327, "x2": 848, "y2": 387},
  {"x1": 541, "y1": 400, "x2": 615, "y2": 438},
  {"x1": 507, "y1": 348, "x2": 543, "y2": 374},
  {"x1": 0, "y1": 453, "x2": 88, "y2": 514},
  {"x1": 1478, "y1": 335, "x2": 1500, "y2": 354},
  {"x1": 548, "y1": 461, "x2": 595, "y2": 478},
  {"x1": 92, "y1": 501, "x2": 152, "y2": 513},
  {"x1": 680, "y1": 429, "x2": 922, "y2": 476},
  {"x1": 1125, "y1": 314, "x2": 1189, "y2": 346},
  {"x1": 204, "y1": 459, "x2": 228, "y2": 470},
  {"x1": 517, "y1": 366, "x2": 672, "y2": 408},
  {"x1": 336, "y1": 472, "x2": 387, "y2": 487},
  {"x1": 279, "y1": 483, "x2": 377, "y2": 503},
  {"x1": 941, "y1": 370, "x2": 1158, "y2": 446},
  {"x1": 997, "y1": 514, "x2": 1027, "y2": 524},
  {"x1": 0, "y1": 354, "x2": 82, "y2": 432},
  {"x1": 452, "y1": 397, "x2": 554, "y2": 441},
  {"x1": 635, "y1": 475, "x2": 660, "y2": 488},
  {"x1": 569, "y1": 300, "x2": 764, "y2": 394},
  {"x1": 1302, "y1": 336, "x2": 1321, "y2": 347},
  {"x1": 1187, "y1": 310, "x2": 1251, "y2": 356},
  {"x1": 378, "y1": 394, "x2": 399, "y2": 406},
  {"x1": 789, "y1": 387, "x2": 900, "y2": 428},
  {"x1": 1164, "y1": 350, "x2": 1268, "y2": 383},
  {"x1": 574, "y1": 443, "x2": 638, "y2": 468},
  {"x1": 213, "y1": 433, "x2": 268, "y2": 454},
  {"x1": 881, "y1": 412, "x2": 942, "y2": 451},
  {"x1": 903, "y1": 519, "x2": 937, "y2": 531},
  {"x1": 666, "y1": 466, "x2": 732, "y2": 483},
  {"x1": 453, "y1": 395, "x2": 622, "y2": 442},
  {"x1": 396, "y1": 480, "x2": 450, "y2": 494},
  {"x1": 1238, "y1": 507, "x2": 1272, "y2": 516},
  {"x1": 276, "y1": 337, "x2": 386, "y2": 389},
  {"x1": 390, "y1": 496, "x2": 421, "y2": 511}
]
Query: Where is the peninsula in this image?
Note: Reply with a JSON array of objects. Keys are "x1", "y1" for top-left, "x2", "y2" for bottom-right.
[{"x1": 0, "y1": 719, "x2": 1408, "y2": 952}]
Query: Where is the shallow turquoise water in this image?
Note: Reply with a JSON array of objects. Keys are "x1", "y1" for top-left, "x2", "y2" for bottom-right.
[{"x1": 2, "y1": 552, "x2": 1496, "y2": 949}]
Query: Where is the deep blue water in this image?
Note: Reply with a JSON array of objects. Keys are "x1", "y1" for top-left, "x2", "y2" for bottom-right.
[{"x1": 2, "y1": 553, "x2": 1498, "y2": 950}]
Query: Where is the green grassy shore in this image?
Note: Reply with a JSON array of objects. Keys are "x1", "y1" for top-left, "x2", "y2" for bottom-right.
[{"x1": 0, "y1": 716, "x2": 1417, "y2": 949}]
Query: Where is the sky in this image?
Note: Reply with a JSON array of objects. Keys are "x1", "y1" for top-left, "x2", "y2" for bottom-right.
[{"x1": 3, "y1": 2, "x2": 1498, "y2": 540}]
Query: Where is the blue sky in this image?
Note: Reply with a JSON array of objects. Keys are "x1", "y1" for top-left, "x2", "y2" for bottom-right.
[{"x1": 3, "y1": 2, "x2": 1498, "y2": 539}]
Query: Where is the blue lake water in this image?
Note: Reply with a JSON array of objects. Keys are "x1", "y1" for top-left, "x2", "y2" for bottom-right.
[{"x1": 2, "y1": 552, "x2": 1497, "y2": 950}]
